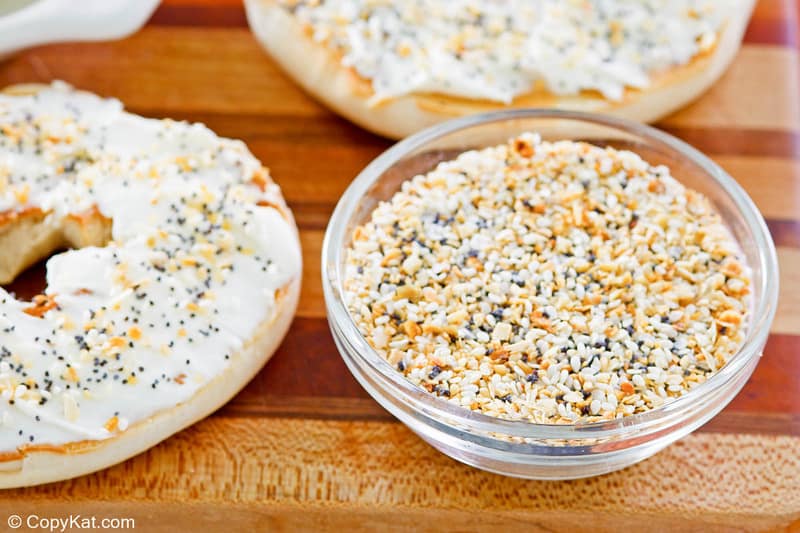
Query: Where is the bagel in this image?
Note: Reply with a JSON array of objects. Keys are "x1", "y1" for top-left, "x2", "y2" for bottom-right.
[
  {"x1": 245, "y1": 0, "x2": 755, "y2": 139},
  {"x1": 0, "y1": 83, "x2": 302, "y2": 487}
]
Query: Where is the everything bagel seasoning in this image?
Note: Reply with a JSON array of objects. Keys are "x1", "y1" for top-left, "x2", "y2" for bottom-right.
[{"x1": 344, "y1": 134, "x2": 750, "y2": 424}]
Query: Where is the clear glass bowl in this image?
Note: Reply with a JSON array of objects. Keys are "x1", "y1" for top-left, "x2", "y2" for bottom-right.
[{"x1": 321, "y1": 110, "x2": 779, "y2": 480}]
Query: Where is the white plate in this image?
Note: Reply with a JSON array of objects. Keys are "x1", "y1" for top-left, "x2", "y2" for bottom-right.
[{"x1": 0, "y1": 0, "x2": 160, "y2": 58}]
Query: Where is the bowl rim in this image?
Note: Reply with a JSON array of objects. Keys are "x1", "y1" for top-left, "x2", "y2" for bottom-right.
[{"x1": 322, "y1": 108, "x2": 779, "y2": 439}]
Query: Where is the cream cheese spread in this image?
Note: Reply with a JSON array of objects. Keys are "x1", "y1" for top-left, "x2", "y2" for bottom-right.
[
  {"x1": 0, "y1": 83, "x2": 300, "y2": 450},
  {"x1": 282, "y1": 0, "x2": 727, "y2": 104}
]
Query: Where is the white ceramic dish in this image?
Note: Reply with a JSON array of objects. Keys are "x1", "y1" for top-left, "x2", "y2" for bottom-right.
[{"x1": 0, "y1": 0, "x2": 160, "y2": 58}]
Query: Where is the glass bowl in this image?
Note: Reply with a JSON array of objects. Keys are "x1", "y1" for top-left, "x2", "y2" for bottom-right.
[{"x1": 321, "y1": 110, "x2": 779, "y2": 480}]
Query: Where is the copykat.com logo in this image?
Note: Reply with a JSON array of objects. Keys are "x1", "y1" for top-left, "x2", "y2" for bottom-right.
[{"x1": 7, "y1": 514, "x2": 135, "y2": 531}]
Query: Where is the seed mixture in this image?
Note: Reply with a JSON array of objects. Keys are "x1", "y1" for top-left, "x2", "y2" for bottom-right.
[{"x1": 344, "y1": 133, "x2": 751, "y2": 424}]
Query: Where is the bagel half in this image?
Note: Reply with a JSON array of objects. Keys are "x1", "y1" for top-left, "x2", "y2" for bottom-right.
[
  {"x1": 0, "y1": 279, "x2": 299, "y2": 487},
  {"x1": 245, "y1": 0, "x2": 755, "y2": 140},
  {"x1": 0, "y1": 84, "x2": 302, "y2": 487}
]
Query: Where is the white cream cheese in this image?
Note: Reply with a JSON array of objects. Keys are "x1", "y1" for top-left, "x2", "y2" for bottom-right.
[
  {"x1": 282, "y1": 0, "x2": 727, "y2": 104},
  {"x1": 0, "y1": 83, "x2": 301, "y2": 450}
]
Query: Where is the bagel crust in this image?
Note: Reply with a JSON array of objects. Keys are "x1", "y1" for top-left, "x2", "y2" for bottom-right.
[
  {"x1": 245, "y1": 0, "x2": 755, "y2": 139},
  {"x1": 0, "y1": 83, "x2": 302, "y2": 487}
]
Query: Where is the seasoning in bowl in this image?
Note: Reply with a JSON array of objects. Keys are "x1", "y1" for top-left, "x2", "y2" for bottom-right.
[{"x1": 343, "y1": 133, "x2": 751, "y2": 424}]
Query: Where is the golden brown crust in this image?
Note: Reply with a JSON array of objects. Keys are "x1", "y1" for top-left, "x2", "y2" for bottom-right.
[
  {"x1": 0, "y1": 207, "x2": 62, "y2": 284},
  {"x1": 0, "y1": 204, "x2": 112, "y2": 284},
  {"x1": 62, "y1": 205, "x2": 113, "y2": 248},
  {"x1": 252, "y1": 167, "x2": 295, "y2": 222},
  {"x1": 0, "y1": 450, "x2": 24, "y2": 463},
  {"x1": 63, "y1": 205, "x2": 109, "y2": 226},
  {"x1": 0, "y1": 206, "x2": 46, "y2": 230},
  {"x1": 1, "y1": 83, "x2": 50, "y2": 97}
]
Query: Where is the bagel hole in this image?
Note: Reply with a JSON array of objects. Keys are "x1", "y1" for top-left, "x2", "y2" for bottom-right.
[
  {"x1": 1, "y1": 255, "x2": 52, "y2": 301},
  {"x1": 0, "y1": 206, "x2": 112, "y2": 305}
]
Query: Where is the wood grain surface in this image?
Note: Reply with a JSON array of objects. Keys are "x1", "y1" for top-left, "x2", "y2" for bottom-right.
[{"x1": 1, "y1": 1, "x2": 799, "y2": 531}]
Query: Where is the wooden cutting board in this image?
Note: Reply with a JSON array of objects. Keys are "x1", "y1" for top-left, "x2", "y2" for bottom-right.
[{"x1": 0, "y1": 0, "x2": 799, "y2": 531}]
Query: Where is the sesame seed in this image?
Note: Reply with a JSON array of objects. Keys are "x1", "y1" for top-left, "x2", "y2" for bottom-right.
[{"x1": 344, "y1": 134, "x2": 751, "y2": 424}]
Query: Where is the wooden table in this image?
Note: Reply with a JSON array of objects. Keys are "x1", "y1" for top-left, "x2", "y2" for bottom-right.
[{"x1": 0, "y1": 1, "x2": 799, "y2": 531}]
